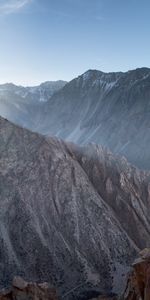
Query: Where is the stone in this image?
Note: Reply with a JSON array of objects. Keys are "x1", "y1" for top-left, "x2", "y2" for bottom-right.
[{"x1": 12, "y1": 276, "x2": 28, "y2": 290}]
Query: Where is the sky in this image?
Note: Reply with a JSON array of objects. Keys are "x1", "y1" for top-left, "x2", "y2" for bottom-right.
[{"x1": 0, "y1": 0, "x2": 150, "y2": 85}]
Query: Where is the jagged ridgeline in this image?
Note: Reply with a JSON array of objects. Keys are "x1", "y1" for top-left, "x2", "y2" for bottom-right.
[
  {"x1": 0, "y1": 116, "x2": 150, "y2": 299},
  {"x1": 0, "y1": 68, "x2": 150, "y2": 169}
]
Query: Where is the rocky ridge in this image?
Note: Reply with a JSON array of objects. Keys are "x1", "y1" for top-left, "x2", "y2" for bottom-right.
[
  {"x1": 0, "y1": 116, "x2": 150, "y2": 299},
  {"x1": 41, "y1": 68, "x2": 150, "y2": 169}
]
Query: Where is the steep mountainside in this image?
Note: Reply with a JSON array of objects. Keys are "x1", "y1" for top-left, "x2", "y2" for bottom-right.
[
  {"x1": 41, "y1": 68, "x2": 150, "y2": 170},
  {"x1": 70, "y1": 143, "x2": 150, "y2": 250},
  {"x1": 0, "y1": 68, "x2": 150, "y2": 169},
  {"x1": 0, "y1": 116, "x2": 150, "y2": 299},
  {"x1": 0, "y1": 81, "x2": 66, "y2": 130}
]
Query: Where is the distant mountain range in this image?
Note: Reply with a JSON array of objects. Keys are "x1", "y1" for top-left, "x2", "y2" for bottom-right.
[
  {"x1": 0, "y1": 68, "x2": 150, "y2": 169},
  {"x1": 0, "y1": 80, "x2": 67, "y2": 130},
  {"x1": 1, "y1": 115, "x2": 150, "y2": 299},
  {"x1": 0, "y1": 81, "x2": 67, "y2": 102}
]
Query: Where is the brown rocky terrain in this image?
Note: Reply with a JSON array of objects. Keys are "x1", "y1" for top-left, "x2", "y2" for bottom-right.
[
  {"x1": 0, "y1": 116, "x2": 150, "y2": 299},
  {"x1": 122, "y1": 248, "x2": 150, "y2": 300},
  {"x1": 0, "y1": 276, "x2": 57, "y2": 300},
  {"x1": 1, "y1": 251, "x2": 150, "y2": 300},
  {"x1": 88, "y1": 249, "x2": 150, "y2": 300}
]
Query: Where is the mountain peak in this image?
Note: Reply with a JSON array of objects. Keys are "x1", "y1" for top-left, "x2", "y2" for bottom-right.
[{"x1": 81, "y1": 69, "x2": 103, "y2": 79}]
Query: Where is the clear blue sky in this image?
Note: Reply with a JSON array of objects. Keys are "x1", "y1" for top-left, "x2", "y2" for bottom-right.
[{"x1": 0, "y1": 0, "x2": 149, "y2": 85}]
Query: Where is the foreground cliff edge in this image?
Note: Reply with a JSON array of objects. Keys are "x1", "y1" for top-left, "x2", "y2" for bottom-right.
[
  {"x1": 0, "y1": 276, "x2": 58, "y2": 300},
  {"x1": 122, "y1": 248, "x2": 150, "y2": 300},
  {"x1": 0, "y1": 249, "x2": 150, "y2": 300},
  {"x1": 0, "y1": 116, "x2": 150, "y2": 299}
]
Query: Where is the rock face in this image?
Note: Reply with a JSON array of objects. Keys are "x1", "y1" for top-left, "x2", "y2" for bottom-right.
[
  {"x1": 0, "y1": 116, "x2": 150, "y2": 299},
  {"x1": 122, "y1": 248, "x2": 150, "y2": 300},
  {"x1": 0, "y1": 276, "x2": 57, "y2": 300},
  {"x1": 70, "y1": 143, "x2": 150, "y2": 250},
  {"x1": 41, "y1": 67, "x2": 150, "y2": 170}
]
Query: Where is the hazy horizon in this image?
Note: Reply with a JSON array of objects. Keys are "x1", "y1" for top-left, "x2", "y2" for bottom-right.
[
  {"x1": 0, "y1": 66, "x2": 150, "y2": 87},
  {"x1": 0, "y1": 0, "x2": 150, "y2": 85}
]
